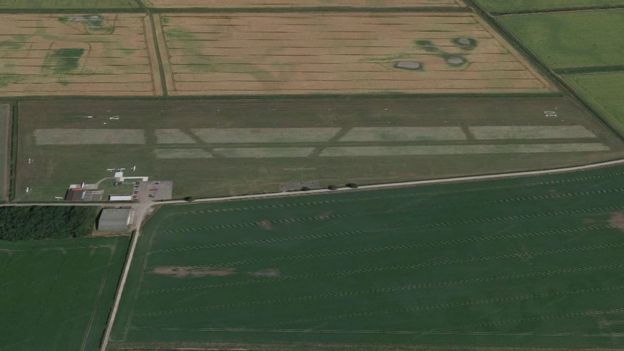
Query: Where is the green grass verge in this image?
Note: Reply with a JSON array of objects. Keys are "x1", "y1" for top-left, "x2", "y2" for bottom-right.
[
  {"x1": 499, "y1": 9, "x2": 624, "y2": 69},
  {"x1": 0, "y1": 0, "x2": 137, "y2": 8},
  {"x1": 0, "y1": 236, "x2": 129, "y2": 351},
  {"x1": 474, "y1": 0, "x2": 624, "y2": 13},
  {"x1": 563, "y1": 72, "x2": 624, "y2": 136},
  {"x1": 110, "y1": 165, "x2": 624, "y2": 349}
]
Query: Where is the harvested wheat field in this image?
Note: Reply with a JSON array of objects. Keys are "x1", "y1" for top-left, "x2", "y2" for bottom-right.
[
  {"x1": 157, "y1": 12, "x2": 554, "y2": 96},
  {"x1": 0, "y1": 13, "x2": 160, "y2": 96},
  {"x1": 145, "y1": 0, "x2": 465, "y2": 9}
]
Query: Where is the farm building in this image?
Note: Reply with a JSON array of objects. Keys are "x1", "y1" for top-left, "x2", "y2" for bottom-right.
[
  {"x1": 98, "y1": 208, "x2": 134, "y2": 232},
  {"x1": 65, "y1": 187, "x2": 104, "y2": 201}
]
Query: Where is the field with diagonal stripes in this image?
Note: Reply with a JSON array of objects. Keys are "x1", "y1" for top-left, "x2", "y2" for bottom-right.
[{"x1": 108, "y1": 165, "x2": 624, "y2": 350}]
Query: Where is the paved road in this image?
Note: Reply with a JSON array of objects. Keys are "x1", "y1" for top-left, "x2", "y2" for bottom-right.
[
  {"x1": 98, "y1": 202, "x2": 150, "y2": 351},
  {"x1": 157, "y1": 157, "x2": 624, "y2": 206}
]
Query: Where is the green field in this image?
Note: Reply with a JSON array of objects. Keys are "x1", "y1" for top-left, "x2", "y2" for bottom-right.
[
  {"x1": 475, "y1": 0, "x2": 624, "y2": 13},
  {"x1": 15, "y1": 97, "x2": 624, "y2": 201},
  {"x1": 564, "y1": 72, "x2": 624, "y2": 135},
  {"x1": 0, "y1": 236, "x2": 129, "y2": 351},
  {"x1": 0, "y1": 0, "x2": 138, "y2": 8},
  {"x1": 0, "y1": 104, "x2": 8, "y2": 201},
  {"x1": 110, "y1": 165, "x2": 624, "y2": 349},
  {"x1": 500, "y1": 10, "x2": 624, "y2": 69},
  {"x1": 496, "y1": 9, "x2": 624, "y2": 134}
]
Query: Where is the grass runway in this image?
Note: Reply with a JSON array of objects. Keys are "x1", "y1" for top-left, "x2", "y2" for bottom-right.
[
  {"x1": 15, "y1": 96, "x2": 624, "y2": 201},
  {"x1": 110, "y1": 165, "x2": 624, "y2": 349},
  {"x1": 0, "y1": 104, "x2": 9, "y2": 201}
]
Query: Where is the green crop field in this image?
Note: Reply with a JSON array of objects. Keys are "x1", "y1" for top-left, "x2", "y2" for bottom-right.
[
  {"x1": 500, "y1": 10, "x2": 624, "y2": 69},
  {"x1": 110, "y1": 165, "x2": 624, "y2": 350},
  {"x1": 0, "y1": 104, "x2": 9, "y2": 201},
  {"x1": 0, "y1": 236, "x2": 129, "y2": 351},
  {"x1": 564, "y1": 72, "x2": 624, "y2": 135},
  {"x1": 0, "y1": 0, "x2": 138, "y2": 8},
  {"x1": 475, "y1": 0, "x2": 624, "y2": 13},
  {"x1": 15, "y1": 97, "x2": 624, "y2": 201}
]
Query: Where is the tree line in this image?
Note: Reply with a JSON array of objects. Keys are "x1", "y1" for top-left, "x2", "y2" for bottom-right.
[{"x1": 0, "y1": 206, "x2": 98, "y2": 241}]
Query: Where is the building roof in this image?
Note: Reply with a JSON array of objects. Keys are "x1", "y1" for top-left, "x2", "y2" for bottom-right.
[
  {"x1": 65, "y1": 188, "x2": 85, "y2": 201},
  {"x1": 98, "y1": 208, "x2": 133, "y2": 232},
  {"x1": 109, "y1": 195, "x2": 133, "y2": 202}
]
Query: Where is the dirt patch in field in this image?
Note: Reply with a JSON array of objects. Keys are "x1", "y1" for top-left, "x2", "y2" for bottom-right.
[
  {"x1": 91, "y1": 231, "x2": 129, "y2": 237},
  {"x1": 152, "y1": 266, "x2": 236, "y2": 278},
  {"x1": 609, "y1": 212, "x2": 624, "y2": 231},
  {"x1": 249, "y1": 268, "x2": 281, "y2": 278},
  {"x1": 257, "y1": 220, "x2": 273, "y2": 230}
]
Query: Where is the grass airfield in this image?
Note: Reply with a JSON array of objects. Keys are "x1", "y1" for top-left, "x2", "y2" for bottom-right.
[
  {"x1": 110, "y1": 165, "x2": 624, "y2": 349},
  {"x1": 15, "y1": 96, "x2": 624, "y2": 201},
  {"x1": 0, "y1": 104, "x2": 9, "y2": 201}
]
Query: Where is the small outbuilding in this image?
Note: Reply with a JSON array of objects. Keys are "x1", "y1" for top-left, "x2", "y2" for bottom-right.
[{"x1": 98, "y1": 208, "x2": 134, "y2": 232}]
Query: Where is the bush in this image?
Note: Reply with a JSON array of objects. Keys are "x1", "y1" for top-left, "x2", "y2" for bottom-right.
[
  {"x1": 346, "y1": 183, "x2": 359, "y2": 189},
  {"x1": 0, "y1": 206, "x2": 98, "y2": 241}
]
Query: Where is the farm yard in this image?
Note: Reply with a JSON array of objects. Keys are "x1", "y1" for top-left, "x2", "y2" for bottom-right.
[
  {"x1": 0, "y1": 13, "x2": 160, "y2": 97},
  {"x1": 14, "y1": 96, "x2": 624, "y2": 201},
  {"x1": 156, "y1": 12, "x2": 554, "y2": 95},
  {"x1": 143, "y1": 0, "x2": 465, "y2": 9},
  {"x1": 0, "y1": 236, "x2": 129, "y2": 351},
  {"x1": 0, "y1": 104, "x2": 9, "y2": 201},
  {"x1": 109, "y1": 165, "x2": 624, "y2": 349}
]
